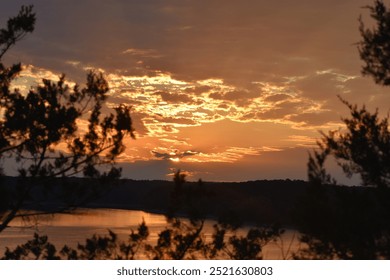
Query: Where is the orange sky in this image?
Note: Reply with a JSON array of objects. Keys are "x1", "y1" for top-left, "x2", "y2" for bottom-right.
[{"x1": 2, "y1": 0, "x2": 389, "y2": 183}]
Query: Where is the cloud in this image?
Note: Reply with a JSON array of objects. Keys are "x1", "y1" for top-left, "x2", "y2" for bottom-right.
[
  {"x1": 264, "y1": 94, "x2": 292, "y2": 103},
  {"x1": 151, "y1": 149, "x2": 198, "y2": 161},
  {"x1": 122, "y1": 48, "x2": 163, "y2": 58},
  {"x1": 2, "y1": 0, "x2": 370, "y2": 85},
  {"x1": 155, "y1": 91, "x2": 195, "y2": 103},
  {"x1": 4, "y1": 0, "x2": 389, "y2": 182},
  {"x1": 184, "y1": 85, "x2": 213, "y2": 94},
  {"x1": 220, "y1": 89, "x2": 263, "y2": 101},
  {"x1": 118, "y1": 147, "x2": 314, "y2": 182}
]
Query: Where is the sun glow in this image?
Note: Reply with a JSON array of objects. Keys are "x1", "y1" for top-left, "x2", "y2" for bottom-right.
[
  {"x1": 12, "y1": 65, "x2": 334, "y2": 175},
  {"x1": 169, "y1": 157, "x2": 180, "y2": 162}
]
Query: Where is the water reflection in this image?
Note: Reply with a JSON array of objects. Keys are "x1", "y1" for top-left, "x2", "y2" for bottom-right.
[{"x1": 1, "y1": 208, "x2": 300, "y2": 259}]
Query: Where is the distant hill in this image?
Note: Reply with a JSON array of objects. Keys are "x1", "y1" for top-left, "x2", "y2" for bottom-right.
[
  {"x1": 1, "y1": 176, "x2": 310, "y2": 226},
  {"x1": 93, "y1": 179, "x2": 310, "y2": 226}
]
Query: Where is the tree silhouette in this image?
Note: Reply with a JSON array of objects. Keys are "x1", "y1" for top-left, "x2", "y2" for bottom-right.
[
  {"x1": 359, "y1": 0, "x2": 390, "y2": 85},
  {"x1": 307, "y1": 97, "x2": 390, "y2": 189},
  {"x1": 0, "y1": 6, "x2": 134, "y2": 233},
  {"x1": 295, "y1": 0, "x2": 390, "y2": 259}
]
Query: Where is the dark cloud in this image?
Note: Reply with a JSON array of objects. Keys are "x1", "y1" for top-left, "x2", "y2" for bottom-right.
[
  {"x1": 209, "y1": 90, "x2": 261, "y2": 105},
  {"x1": 154, "y1": 116, "x2": 197, "y2": 126},
  {"x1": 224, "y1": 90, "x2": 261, "y2": 101},
  {"x1": 155, "y1": 91, "x2": 195, "y2": 103},
  {"x1": 184, "y1": 85, "x2": 212, "y2": 94},
  {"x1": 151, "y1": 151, "x2": 172, "y2": 160},
  {"x1": 217, "y1": 103, "x2": 230, "y2": 110},
  {"x1": 209, "y1": 92, "x2": 224, "y2": 100},
  {"x1": 129, "y1": 112, "x2": 150, "y2": 136},
  {"x1": 2, "y1": 0, "x2": 372, "y2": 86},
  {"x1": 151, "y1": 149, "x2": 198, "y2": 160},
  {"x1": 264, "y1": 94, "x2": 292, "y2": 103}
]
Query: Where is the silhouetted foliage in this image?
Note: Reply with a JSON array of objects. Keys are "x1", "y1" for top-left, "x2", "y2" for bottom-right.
[
  {"x1": 296, "y1": 0, "x2": 390, "y2": 259},
  {"x1": 0, "y1": 6, "x2": 134, "y2": 233},
  {"x1": 359, "y1": 0, "x2": 390, "y2": 85},
  {"x1": 299, "y1": 97, "x2": 390, "y2": 259},
  {"x1": 2, "y1": 233, "x2": 60, "y2": 260},
  {"x1": 356, "y1": 0, "x2": 390, "y2": 188},
  {"x1": 59, "y1": 221, "x2": 150, "y2": 260},
  {"x1": 207, "y1": 223, "x2": 282, "y2": 260},
  {"x1": 0, "y1": 5, "x2": 35, "y2": 60},
  {"x1": 308, "y1": 97, "x2": 390, "y2": 188},
  {"x1": 294, "y1": 183, "x2": 390, "y2": 259}
]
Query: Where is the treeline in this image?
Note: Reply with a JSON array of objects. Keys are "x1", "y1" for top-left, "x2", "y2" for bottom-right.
[{"x1": 1, "y1": 175, "x2": 367, "y2": 227}]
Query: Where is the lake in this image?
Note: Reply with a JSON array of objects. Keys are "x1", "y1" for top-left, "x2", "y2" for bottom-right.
[{"x1": 0, "y1": 208, "x2": 301, "y2": 259}]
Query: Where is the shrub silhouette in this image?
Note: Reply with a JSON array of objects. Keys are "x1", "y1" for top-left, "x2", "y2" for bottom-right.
[{"x1": 0, "y1": 6, "x2": 134, "y2": 233}]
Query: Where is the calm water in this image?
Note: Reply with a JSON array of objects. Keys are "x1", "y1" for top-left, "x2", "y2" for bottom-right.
[{"x1": 0, "y1": 208, "x2": 300, "y2": 259}]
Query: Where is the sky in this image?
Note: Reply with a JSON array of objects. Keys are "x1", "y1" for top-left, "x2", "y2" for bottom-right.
[{"x1": 1, "y1": 0, "x2": 389, "y2": 183}]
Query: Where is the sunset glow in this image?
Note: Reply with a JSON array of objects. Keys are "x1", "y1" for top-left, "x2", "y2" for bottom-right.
[{"x1": 3, "y1": 0, "x2": 390, "y2": 183}]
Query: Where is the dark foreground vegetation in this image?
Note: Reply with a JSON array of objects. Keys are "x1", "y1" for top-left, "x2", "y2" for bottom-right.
[{"x1": 2, "y1": 1, "x2": 390, "y2": 259}]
